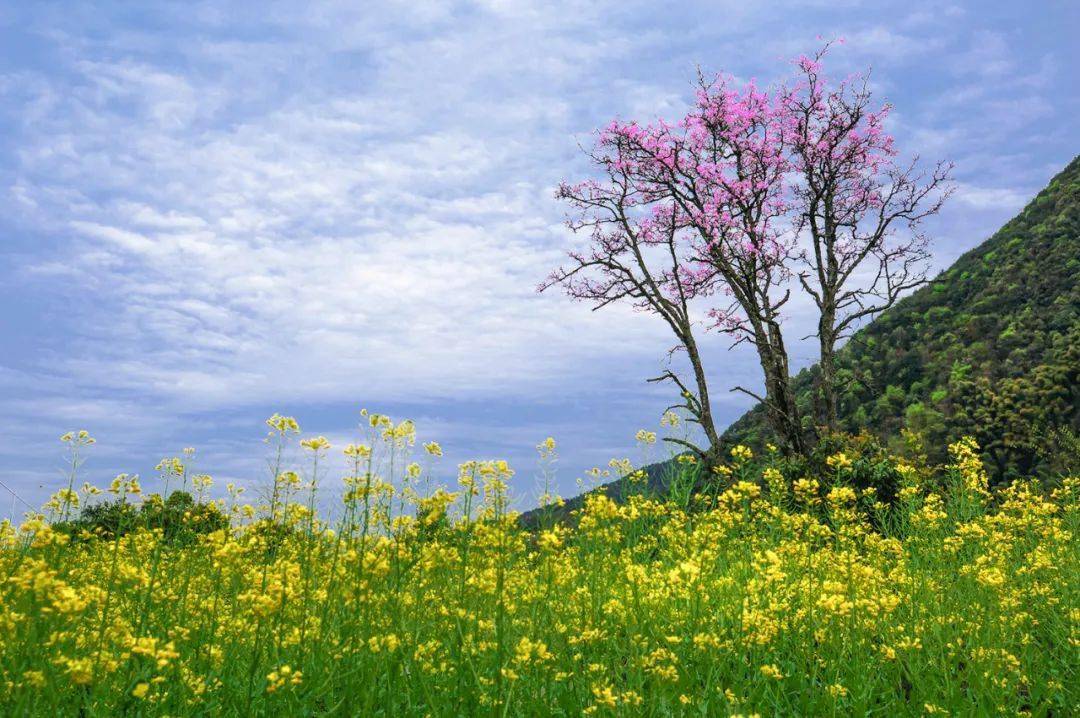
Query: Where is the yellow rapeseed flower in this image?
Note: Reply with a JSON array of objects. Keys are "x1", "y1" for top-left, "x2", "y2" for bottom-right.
[
  {"x1": 635, "y1": 429, "x2": 657, "y2": 445},
  {"x1": 730, "y1": 445, "x2": 754, "y2": 462}
]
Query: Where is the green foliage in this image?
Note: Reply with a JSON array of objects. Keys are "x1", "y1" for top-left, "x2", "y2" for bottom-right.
[
  {"x1": 1040, "y1": 426, "x2": 1080, "y2": 477},
  {"x1": 809, "y1": 434, "x2": 901, "y2": 499},
  {"x1": 55, "y1": 490, "x2": 228, "y2": 545}
]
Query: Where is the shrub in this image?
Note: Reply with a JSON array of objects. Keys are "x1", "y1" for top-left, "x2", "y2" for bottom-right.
[{"x1": 55, "y1": 490, "x2": 227, "y2": 545}]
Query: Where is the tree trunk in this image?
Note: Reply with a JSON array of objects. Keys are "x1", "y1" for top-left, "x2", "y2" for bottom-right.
[
  {"x1": 754, "y1": 322, "x2": 806, "y2": 456},
  {"x1": 817, "y1": 323, "x2": 839, "y2": 432},
  {"x1": 683, "y1": 331, "x2": 721, "y2": 456}
]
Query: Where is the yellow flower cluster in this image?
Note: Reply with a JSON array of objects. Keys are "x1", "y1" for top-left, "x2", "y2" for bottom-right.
[
  {"x1": 300, "y1": 436, "x2": 331, "y2": 452},
  {"x1": 265, "y1": 665, "x2": 302, "y2": 693},
  {"x1": 730, "y1": 444, "x2": 754, "y2": 462},
  {"x1": 826, "y1": 451, "x2": 852, "y2": 470},
  {"x1": 635, "y1": 429, "x2": 657, "y2": 445},
  {"x1": 0, "y1": 420, "x2": 1073, "y2": 716},
  {"x1": 949, "y1": 436, "x2": 991, "y2": 498}
]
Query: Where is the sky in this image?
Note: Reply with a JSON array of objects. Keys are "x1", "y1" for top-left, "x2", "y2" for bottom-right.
[{"x1": 0, "y1": 0, "x2": 1076, "y2": 514}]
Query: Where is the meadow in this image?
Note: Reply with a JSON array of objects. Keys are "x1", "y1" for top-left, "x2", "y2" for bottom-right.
[{"x1": 0, "y1": 412, "x2": 1076, "y2": 716}]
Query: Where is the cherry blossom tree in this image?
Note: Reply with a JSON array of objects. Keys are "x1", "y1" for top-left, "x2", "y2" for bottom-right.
[
  {"x1": 677, "y1": 76, "x2": 807, "y2": 454},
  {"x1": 545, "y1": 42, "x2": 951, "y2": 456},
  {"x1": 783, "y1": 44, "x2": 953, "y2": 430},
  {"x1": 540, "y1": 134, "x2": 722, "y2": 459},
  {"x1": 543, "y1": 79, "x2": 806, "y2": 456}
]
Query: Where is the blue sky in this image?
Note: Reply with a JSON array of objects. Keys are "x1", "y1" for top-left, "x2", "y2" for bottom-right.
[{"x1": 1, "y1": 0, "x2": 1076, "y2": 513}]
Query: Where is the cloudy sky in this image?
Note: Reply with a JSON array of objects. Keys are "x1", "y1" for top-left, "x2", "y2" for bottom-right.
[{"x1": 0, "y1": 0, "x2": 1076, "y2": 513}]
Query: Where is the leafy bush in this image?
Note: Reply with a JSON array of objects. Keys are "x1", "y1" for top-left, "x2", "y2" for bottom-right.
[{"x1": 55, "y1": 490, "x2": 227, "y2": 545}]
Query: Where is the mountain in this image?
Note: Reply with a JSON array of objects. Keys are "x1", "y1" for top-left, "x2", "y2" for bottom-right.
[{"x1": 523, "y1": 155, "x2": 1080, "y2": 525}]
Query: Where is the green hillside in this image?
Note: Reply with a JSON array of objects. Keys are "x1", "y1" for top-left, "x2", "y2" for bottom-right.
[
  {"x1": 726, "y1": 155, "x2": 1080, "y2": 479},
  {"x1": 526, "y1": 156, "x2": 1079, "y2": 525}
]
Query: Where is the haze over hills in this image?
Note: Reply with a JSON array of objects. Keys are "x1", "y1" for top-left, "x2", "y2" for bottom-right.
[{"x1": 526, "y1": 155, "x2": 1080, "y2": 524}]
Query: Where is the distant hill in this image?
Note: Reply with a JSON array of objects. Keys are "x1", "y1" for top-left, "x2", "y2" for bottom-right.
[{"x1": 524, "y1": 156, "x2": 1080, "y2": 525}]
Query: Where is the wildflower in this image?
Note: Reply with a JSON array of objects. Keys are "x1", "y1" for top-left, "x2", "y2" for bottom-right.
[
  {"x1": 538, "y1": 490, "x2": 565, "y2": 507},
  {"x1": 760, "y1": 664, "x2": 784, "y2": 680},
  {"x1": 301, "y1": 436, "x2": 331, "y2": 451},
  {"x1": 366, "y1": 411, "x2": 391, "y2": 429},
  {"x1": 827, "y1": 486, "x2": 857, "y2": 506},
  {"x1": 52, "y1": 488, "x2": 79, "y2": 510},
  {"x1": 424, "y1": 441, "x2": 442, "y2": 457},
  {"x1": 721, "y1": 481, "x2": 761, "y2": 507},
  {"x1": 368, "y1": 635, "x2": 401, "y2": 653},
  {"x1": 513, "y1": 637, "x2": 553, "y2": 666},
  {"x1": 660, "y1": 410, "x2": 681, "y2": 428},
  {"x1": 912, "y1": 493, "x2": 947, "y2": 529},
  {"x1": 538, "y1": 528, "x2": 564, "y2": 551},
  {"x1": 60, "y1": 657, "x2": 94, "y2": 685},
  {"x1": 826, "y1": 452, "x2": 852, "y2": 470},
  {"x1": 344, "y1": 443, "x2": 372, "y2": 459},
  {"x1": 948, "y1": 436, "x2": 990, "y2": 497},
  {"x1": 592, "y1": 684, "x2": 619, "y2": 708},
  {"x1": 8, "y1": 412, "x2": 1078, "y2": 713},
  {"x1": 385, "y1": 418, "x2": 417, "y2": 446},
  {"x1": 266, "y1": 665, "x2": 302, "y2": 693},
  {"x1": 108, "y1": 473, "x2": 141, "y2": 496},
  {"x1": 265, "y1": 413, "x2": 300, "y2": 435},
  {"x1": 155, "y1": 457, "x2": 185, "y2": 475},
  {"x1": 763, "y1": 467, "x2": 785, "y2": 497},
  {"x1": 635, "y1": 429, "x2": 657, "y2": 445},
  {"x1": 22, "y1": 670, "x2": 45, "y2": 688},
  {"x1": 640, "y1": 647, "x2": 680, "y2": 682},
  {"x1": 276, "y1": 471, "x2": 301, "y2": 488},
  {"x1": 730, "y1": 445, "x2": 753, "y2": 462}
]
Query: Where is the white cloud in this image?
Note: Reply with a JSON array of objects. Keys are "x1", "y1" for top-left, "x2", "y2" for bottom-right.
[
  {"x1": 952, "y1": 183, "x2": 1029, "y2": 211},
  {"x1": 5, "y1": 2, "x2": 679, "y2": 416}
]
